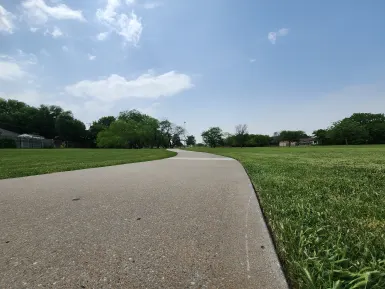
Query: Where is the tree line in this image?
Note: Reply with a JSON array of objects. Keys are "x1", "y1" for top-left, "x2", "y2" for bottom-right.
[
  {"x1": 0, "y1": 98, "x2": 196, "y2": 148},
  {"x1": 2, "y1": 98, "x2": 384, "y2": 148},
  {"x1": 201, "y1": 113, "x2": 385, "y2": 147}
]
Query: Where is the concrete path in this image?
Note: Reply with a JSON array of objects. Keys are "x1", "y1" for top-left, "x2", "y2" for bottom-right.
[{"x1": 0, "y1": 149, "x2": 288, "y2": 289}]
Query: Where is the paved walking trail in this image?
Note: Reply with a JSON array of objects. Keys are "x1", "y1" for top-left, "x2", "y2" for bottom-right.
[{"x1": 0, "y1": 149, "x2": 288, "y2": 288}]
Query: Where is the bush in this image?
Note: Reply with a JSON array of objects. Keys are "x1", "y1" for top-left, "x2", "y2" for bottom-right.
[{"x1": 0, "y1": 138, "x2": 17, "y2": 148}]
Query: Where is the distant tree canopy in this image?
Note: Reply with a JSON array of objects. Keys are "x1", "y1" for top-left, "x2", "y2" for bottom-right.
[
  {"x1": 3, "y1": 97, "x2": 385, "y2": 149},
  {"x1": 202, "y1": 127, "x2": 224, "y2": 148},
  {"x1": 186, "y1": 135, "x2": 196, "y2": 146},
  {"x1": 0, "y1": 98, "x2": 186, "y2": 149},
  {"x1": 313, "y1": 113, "x2": 385, "y2": 145},
  {"x1": 200, "y1": 113, "x2": 385, "y2": 148},
  {"x1": 96, "y1": 110, "x2": 185, "y2": 148},
  {"x1": 0, "y1": 98, "x2": 87, "y2": 142}
]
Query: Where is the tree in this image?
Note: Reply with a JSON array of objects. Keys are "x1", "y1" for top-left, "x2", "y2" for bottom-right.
[
  {"x1": 235, "y1": 124, "x2": 248, "y2": 147},
  {"x1": 159, "y1": 120, "x2": 173, "y2": 148},
  {"x1": 348, "y1": 113, "x2": 385, "y2": 144},
  {"x1": 186, "y1": 135, "x2": 196, "y2": 146},
  {"x1": 246, "y1": 134, "x2": 270, "y2": 147},
  {"x1": 313, "y1": 129, "x2": 329, "y2": 145},
  {"x1": 89, "y1": 116, "x2": 116, "y2": 146},
  {"x1": 280, "y1": 130, "x2": 307, "y2": 146},
  {"x1": 171, "y1": 134, "x2": 183, "y2": 147},
  {"x1": 202, "y1": 127, "x2": 223, "y2": 147},
  {"x1": 328, "y1": 119, "x2": 369, "y2": 145},
  {"x1": 55, "y1": 112, "x2": 86, "y2": 142}
]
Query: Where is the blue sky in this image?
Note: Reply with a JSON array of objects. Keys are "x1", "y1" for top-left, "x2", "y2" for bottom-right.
[{"x1": 1, "y1": 0, "x2": 385, "y2": 140}]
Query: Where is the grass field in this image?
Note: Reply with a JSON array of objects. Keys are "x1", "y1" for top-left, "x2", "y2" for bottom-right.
[
  {"x1": 0, "y1": 149, "x2": 176, "y2": 179},
  {"x1": 188, "y1": 146, "x2": 385, "y2": 289}
]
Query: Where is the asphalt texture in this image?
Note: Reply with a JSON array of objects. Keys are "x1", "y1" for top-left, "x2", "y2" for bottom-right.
[{"x1": 0, "y1": 149, "x2": 288, "y2": 289}]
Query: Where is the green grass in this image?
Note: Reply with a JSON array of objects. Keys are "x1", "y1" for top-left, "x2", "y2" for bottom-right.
[
  {"x1": 0, "y1": 149, "x2": 176, "y2": 179},
  {"x1": 187, "y1": 146, "x2": 385, "y2": 289}
]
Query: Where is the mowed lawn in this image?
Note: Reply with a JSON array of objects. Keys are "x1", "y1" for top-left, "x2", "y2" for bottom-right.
[
  {"x1": 188, "y1": 146, "x2": 385, "y2": 289},
  {"x1": 0, "y1": 149, "x2": 176, "y2": 179}
]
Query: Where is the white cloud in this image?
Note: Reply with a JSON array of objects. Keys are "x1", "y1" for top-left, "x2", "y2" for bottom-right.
[
  {"x1": 143, "y1": 2, "x2": 162, "y2": 9},
  {"x1": 126, "y1": 0, "x2": 135, "y2": 5},
  {"x1": 0, "y1": 90, "x2": 46, "y2": 106},
  {"x1": 0, "y1": 5, "x2": 15, "y2": 34},
  {"x1": 117, "y1": 12, "x2": 142, "y2": 45},
  {"x1": 278, "y1": 28, "x2": 289, "y2": 36},
  {"x1": 30, "y1": 27, "x2": 39, "y2": 32},
  {"x1": 0, "y1": 52, "x2": 37, "y2": 81},
  {"x1": 0, "y1": 61, "x2": 26, "y2": 81},
  {"x1": 22, "y1": 0, "x2": 85, "y2": 24},
  {"x1": 65, "y1": 71, "x2": 193, "y2": 102},
  {"x1": 249, "y1": 58, "x2": 256, "y2": 63},
  {"x1": 96, "y1": 0, "x2": 121, "y2": 23},
  {"x1": 139, "y1": 102, "x2": 160, "y2": 116},
  {"x1": 96, "y1": 1, "x2": 143, "y2": 45},
  {"x1": 268, "y1": 28, "x2": 289, "y2": 44},
  {"x1": 16, "y1": 49, "x2": 38, "y2": 64},
  {"x1": 62, "y1": 45, "x2": 68, "y2": 52},
  {"x1": 268, "y1": 32, "x2": 277, "y2": 44},
  {"x1": 44, "y1": 26, "x2": 63, "y2": 38},
  {"x1": 96, "y1": 31, "x2": 109, "y2": 41},
  {"x1": 88, "y1": 54, "x2": 96, "y2": 61}
]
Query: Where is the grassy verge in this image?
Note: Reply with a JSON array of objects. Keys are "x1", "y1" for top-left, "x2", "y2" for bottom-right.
[
  {"x1": 187, "y1": 146, "x2": 385, "y2": 289},
  {"x1": 0, "y1": 149, "x2": 176, "y2": 179}
]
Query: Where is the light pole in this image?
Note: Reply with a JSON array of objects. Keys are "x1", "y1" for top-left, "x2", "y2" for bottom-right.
[{"x1": 183, "y1": 121, "x2": 187, "y2": 147}]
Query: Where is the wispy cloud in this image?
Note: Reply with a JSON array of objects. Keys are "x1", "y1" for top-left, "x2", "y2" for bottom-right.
[
  {"x1": 143, "y1": 2, "x2": 162, "y2": 9},
  {"x1": 96, "y1": 0, "x2": 143, "y2": 46},
  {"x1": 88, "y1": 54, "x2": 96, "y2": 61},
  {"x1": 96, "y1": 31, "x2": 109, "y2": 41},
  {"x1": 0, "y1": 51, "x2": 37, "y2": 81},
  {"x1": 268, "y1": 28, "x2": 289, "y2": 44},
  {"x1": 44, "y1": 26, "x2": 63, "y2": 38},
  {"x1": 62, "y1": 45, "x2": 69, "y2": 52},
  {"x1": 138, "y1": 102, "x2": 160, "y2": 116},
  {"x1": 0, "y1": 5, "x2": 16, "y2": 34},
  {"x1": 21, "y1": 0, "x2": 85, "y2": 24}
]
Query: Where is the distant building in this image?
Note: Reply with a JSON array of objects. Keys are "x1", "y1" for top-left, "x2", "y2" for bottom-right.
[
  {"x1": 0, "y1": 128, "x2": 53, "y2": 148},
  {"x1": 279, "y1": 141, "x2": 297, "y2": 147},
  {"x1": 298, "y1": 138, "x2": 318, "y2": 146},
  {"x1": 279, "y1": 138, "x2": 318, "y2": 147},
  {"x1": 0, "y1": 128, "x2": 19, "y2": 138}
]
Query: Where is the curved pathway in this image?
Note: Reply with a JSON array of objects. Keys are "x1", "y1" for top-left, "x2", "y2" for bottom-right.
[{"x1": 0, "y1": 149, "x2": 288, "y2": 288}]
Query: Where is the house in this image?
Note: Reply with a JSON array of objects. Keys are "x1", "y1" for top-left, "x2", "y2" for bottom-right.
[
  {"x1": 279, "y1": 141, "x2": 297, "y2": 147},
  {"x1": 0, "y1": 128, "x2": 19, "y2": 138},
  {"x1": 279, "y1": 138, "x2": 318, "y2": 147},
  {"x1": 0, "y1": 128, "x2": 54, "y2": 148},
  {"x1": 298, "y1": 137, "x2": 318, "y2": 146}
]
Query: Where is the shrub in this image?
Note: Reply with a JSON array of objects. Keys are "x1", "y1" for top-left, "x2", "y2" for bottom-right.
[{"x1": 0, "y1": 138, "x2": 17, "y2": 148}]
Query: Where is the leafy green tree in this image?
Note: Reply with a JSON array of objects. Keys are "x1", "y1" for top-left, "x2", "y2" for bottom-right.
[
  {"x1": 186, "y1": 135, "x2": 196, "y2": 146},
  {"x1": 159, "y1": 120, "x2": 173, "y2": 148},
  {"x1": 246, "y1": 134, "x2": 270, "y2": 147},
  {"x1": 202, "y1": 127, "x2": 223, "y2": 147},
  {"x1": 55, "y1": 112, "x2": 86, "y2": 142},
  {"x1": 280, "y1": 130, "x2": 307, "y2": 146},
  {"x1": 89, "y1": 116, "x2": 116, "y2": 146},
  {"x1": 348, "y1": 113, "x2": 385, "y2": 144},
  {"x1": 312, "y1": 129, "x2": 330, "y2": 145},
  {"x1": 328, "y1": 119, "x2": 369, "y2": 145}
]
